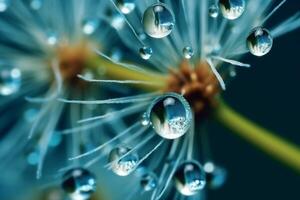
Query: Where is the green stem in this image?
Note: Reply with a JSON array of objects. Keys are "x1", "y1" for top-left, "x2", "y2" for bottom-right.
[{"x1": 215, "y1": 101, "x2": 300, "y2": 173}]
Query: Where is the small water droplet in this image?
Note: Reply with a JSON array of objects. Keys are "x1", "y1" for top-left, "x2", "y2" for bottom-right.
[
  {"x1": 0, "y1": 0, "x2": 9, "y2": 12},
  {"x1": 147, "y1": 93, "x2": 192, "y2": 139},
  {"x1": 46, "y1": 31, "x2": 58, "y2": 45},
  {"x1": 110, "y1": 13, "x2": 125, "y2": 30},
  {"x1": 247, "y1": 27, "x2": 273, "y2": 57},
  {"x1": 109, "y1": 146, "x2": 139, "y2": 176},
  {"x1": 139, "y1": 46, "x2": 153, "y2": 60},
  {"x1": 140, "y1": 171, "x2": 158, "y2": 192},
  {"x1": 0, "y1": 66, "x2": 21, "y2": 96},
  {"x1": 116, "y1": 0, "x2": 135, "y2": 14},
  {"x1": 142, "y1": 3, "x2": 175, "y2": 38},
  {"x1": 82, "y1": 18, "x2": 99, "y2": 35},
  {"x1": 27, "y1": 150, "x2": 40, "y2": 165},
  {"x1": 62, "y1": 168, "x2": 96, "y2": 200},
  {"x1": 174, "y1": 160, "x2": 206, "y2": 196},
  {"x1": 182, "y1": 46, "x2": 194, "y2": 59},
  {"x1": 141, "y1": 112, "x2": 150, "y2": 126},
  {"x1": 204, "y1": 162, "x2": 227, "y2": 189},
  {"x1": 219, "y1": 0, "x2": 245, "y2": 20},
  {"x1": 30, "y1": 0, "x2": 42, "y2": 10},
  {"x1": 209, "y1": 4, "x2": 219, "y2": 18}
]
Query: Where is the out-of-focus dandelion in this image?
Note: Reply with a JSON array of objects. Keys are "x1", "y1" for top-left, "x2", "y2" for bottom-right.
[{"x1": 0, "y1": 0, "x2": 300, "y2": 200}]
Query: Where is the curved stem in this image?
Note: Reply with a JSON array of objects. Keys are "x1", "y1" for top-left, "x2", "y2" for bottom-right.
[{"x1": 215, "y1": 101, "x2": 300, "y2": 173}]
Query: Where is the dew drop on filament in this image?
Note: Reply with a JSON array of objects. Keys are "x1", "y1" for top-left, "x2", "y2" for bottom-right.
[
  {"x1": 204, "y1": 162, "x2": 227, "y2": 189},
  {"x1": 0, "y1": 66, "x2": 21, "y2": 96},
  {"x1": 182, "y1": 46, "x2": 194, "y2": 59},
  {"x1": 247, "y1": 27, "x2": 273, "y2": 57},
  {"x1": 116, "y1": 0, "x2": 135, "y2": 14},
  {"x1": 82, "y1": 18, "x2": 99, "y2": 35},
  {"x1": 147, "y1": 93, "x2": 192, "y2": 140},
  {"x1": 219, "y1": 0, "x2": 245, "y2": 20},
  {"x1": 139, "y1": 46, "x2": 153, "y2": 60},
  {"x1": 140, "y1": 171, "x2": 158, "y2": 192},
  {"x1": 142, "y1": 3, "x2": 175, "y2": 38},
  {"x1": 61, "y1": 168, "x2": 96, "y2": 200},
  {"x1": 174, "y1": 160, "x2": 206, "y2": 196},
  {"x1": 109, "y1": 146, "x2": 139, "y2": 176},
  {"x1": 209, "y1": 4, "x2": 219, "y2": 18}
]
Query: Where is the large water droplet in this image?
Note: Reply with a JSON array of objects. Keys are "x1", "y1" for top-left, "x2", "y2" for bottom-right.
[
  {"x1": 247, "y1": 27, "x2": 273, "y2": 57},
  {"x1": 0, "y1": 0, "x2": 9, "y2": 12},
  {"x1": 219, "y1": 0, "x2": 245, "y2": 20},
  {"x1": 142, "y1": 3, "x2": 175, "y2": 38},
  {"x1": 62, "y1": 168, "x2": 96, "y2": 200},
  {"x1": 204, "y1": 162, "x2": 227, "y2": 189},
  {"x1": 182, "y1": 46, "x2": 194, "y2": 59},
  {"x1": 116, "y1": 0, "x2": 135, "y2": 14},
  {"x1": 140, "y1": 171, "x2": 158, "y2": 192},
  {"x1": 209, "y1": 4, "x2": 219, "y2": 18},
  {"x1": 174, "y1": 160, "x2": 206, "y2": 196},
  {"x1": 109, "y1": 146, "x2": 139, "y2": 176},
  {"x1": 82, "y1": 18, "x2": 99, "y2": 35},
  {"x1": 0, "y1": 66, "x2": 21, "y2": 96},
  {"x1": 147, "y1": 93, "x2": 192, "y2": 139},
  {"x1": 139, "y1": 46, "x2": 153, "y2": 60}
]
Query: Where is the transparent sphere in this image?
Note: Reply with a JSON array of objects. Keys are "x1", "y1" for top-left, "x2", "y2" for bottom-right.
[
  {"x1": 116, "y1": 0, "x2": 135, "y2": 14},
  {"x1": 219, "y1": 0, "x2": 245, "y2": 20},
  {"x1": 209, "y1": 4, "x2": 219, "y2": 18},
  {"x1": 147, "y1": 93, "x2": 192, "y2": 139},
  {"x1": 82, "y1": 18, "x2": 99, "y2": 35},
  {"x1": 182, "y1": 46, "x2": 194, "y2": 59},
  {"x1": 174, "y1": 160, "x2": 206, "y2": 196},
  {"x1": 204, "y1": 162, "x2": 227, "y2": 189},
  {"x1": 139, "y1": 46, "x2": 153, "y2": 60},
  {"x1": 142, "y1": 3, "x2": 175, "y2": 38},
  {"x1": 140, "y1": 171, "x2": 158, "y2": 192},
  {"x1": 61, "y1": 168, "x2": 96, "y2": 200},
  {"x1": 0, "y1": 66, "x2": 21, "y2": 96},
  {"x1": 247, "y1": 27, "x2": 273, "y2": 57},
  {"x1": 109, "y1": 146, "x2": 139, "y2": 176}
]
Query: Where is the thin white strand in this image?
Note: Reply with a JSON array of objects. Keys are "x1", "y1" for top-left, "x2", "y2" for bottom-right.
[
  {"x1": 261, "y1": 0, "x2": 287, "y2": 25},
  {"x1": 137, "y1": 140, "x2": 164, "y2": 166},
  {"x1": 77, "y1": 74, "x2": 162, "y2": 86},
  {"x1": 211, "y1": 56, "x2": 251, "y2": 68},
  {"x1": 206, "y1": 58, "x2": 226, "y2": 90},
  {"x1": 78, "y1": 103, "x2": 147, "y2": 123},
  {"x1": 69, "y1": 122, "x2": 143, "y2": 160}
]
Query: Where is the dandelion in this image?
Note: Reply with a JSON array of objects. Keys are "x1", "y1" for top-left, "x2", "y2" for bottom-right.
[{"x1": 0, "y1": 0, "x2": 300, "y2": 200}]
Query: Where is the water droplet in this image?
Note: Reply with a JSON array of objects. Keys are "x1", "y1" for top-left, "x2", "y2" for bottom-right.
[
  {"x1": 142, "y1": 3, "x2": 175, "y2": 38},
  {"x1": 204, "y1": 162, "x2": 227, "y2": 189},
  {"x1": 116, "y1": 0, "x2": 135, "y2": 14},
  {"x1": 109, "y1": 146, "x2": 139, "y2": 176},
  {"x1": 0, "y1": 66, "x2": 21, "y2": 96},
  {"x1": 62, "y1": 168, "x2": 96, "y2": 200},
  {"x1": 110, "y1": 13, "x2": 125, "y2": 30},
  {"x1": 140, "y1": 171, "x2": 158, "y2": 192},
  {"x1": 49, "y1": 132, "x2": 62, "y2": 147},
  {"x1": 147, "y1": 93, "x2": 192, "y2": 140},
  {"x1": 141, "y1": 112, "x2": 150, "y2": 126},
  {"x1": 30, "y1": 0, "x2": 42, "y2": 10},
  {"x1": 139, "y1": 46, "x2": 153, "y2": 60},
  {"x1": 82, "y1": 18, "x2": 99, "y2": 35},
  {"x1": 247, "y1": 27, "x2": 273, "y2": 57},
  {"x1": 209, "y1": 4, "x2": 219, "y2": 18},
  {"x1": 46, "y1": 31, "x2": 58, "y2": 45},
  {"x1": 182, "y1": 46, "x2": 194, "y2": 59},
  {"x1": 174, "y1": 160, "x2": 206, "y2": 196},
  {"x1": 0, "y1": 0, "x2": 9, "y2": 12},
  {"x1": 27, "y1": 150, "x2": 39, "y2": 165},
  {"x1": 219, "y1": 0, "x2": 245, "y2": 20}
]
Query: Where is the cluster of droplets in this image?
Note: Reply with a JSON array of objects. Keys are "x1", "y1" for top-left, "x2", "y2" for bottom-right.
[{"x1": 0, "y1": 65, "x2": 21, "y2": 96}]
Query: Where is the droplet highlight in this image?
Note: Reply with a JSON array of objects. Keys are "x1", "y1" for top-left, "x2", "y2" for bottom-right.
[
  {"x1": 182, "y1": 46, "x2": 194, "y2": 59},
  {"x1": 247, "y1": 27, "x2": 273, "y2": 57},
  {"x1": 142, "y1": 3, "x2": 175, "y2": 38},
  {"x1": 147, "y1": 93, "x2": 192, "y2": 140},
  {"x1": 82, "y1": 18, "x2": 99, "y2": 35},
  {"x1": 209, "y1": 4, "x2": 219, "y2": 18}
]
